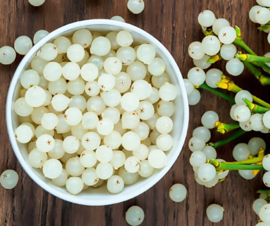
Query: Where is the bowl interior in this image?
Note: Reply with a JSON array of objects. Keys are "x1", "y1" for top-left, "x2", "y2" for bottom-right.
[{"x1": 7, "y1": 20, "x2": 189, "y2": 206}]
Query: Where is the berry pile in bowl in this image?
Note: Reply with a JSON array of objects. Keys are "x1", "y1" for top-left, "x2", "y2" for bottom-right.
[{"x1": 6, "y1": 19, "x2": 189, "y2": 206}]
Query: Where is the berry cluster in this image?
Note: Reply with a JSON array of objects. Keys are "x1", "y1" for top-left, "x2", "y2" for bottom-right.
[
  {"x1": 249, "y1": 0, "x2": 270, "y2": 44},
  {"x1": 186, "y1": 8, "x2": 270, "y2": 225}
]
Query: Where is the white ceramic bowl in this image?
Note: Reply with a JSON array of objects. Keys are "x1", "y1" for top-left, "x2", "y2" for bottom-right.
[{"x1": 6, "y1": 19, "x2": 189, "y2": 206}]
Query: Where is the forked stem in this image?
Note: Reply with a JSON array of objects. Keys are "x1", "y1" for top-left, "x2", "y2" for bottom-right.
[
  {"x1": 208, "y1": 158, "x2": 264, "y2": 171},
  {"x1": 226, "y1": 156, "x2": 264, "y2": 165},
  {"x1": 210, "y1": 129, "x2": 246, "y2": 148},
  {"x1": 243, "y1": 61, "x2": 270, "y2": 86},
  {"x1": 233, "y1": 26, "x2": 270, "y2": 74},
  {"x1": 243, "y1": 98, "x2": 270, "y2": 114},
  {"x1": 216, "y1": 162, "x2": 264, "y2": 171},
  {"x1": 200, "y1": 83, "x2": 235, "y2": 104},
  {"x1": 217, "y1": 76, "x2": 270, "y2": 109},
  {"x1": 215, "y1": 122, "x2": 240, "y2": 134},
  {"x1": 236, "y1": 53, "x2": 270, "y2": 63}
]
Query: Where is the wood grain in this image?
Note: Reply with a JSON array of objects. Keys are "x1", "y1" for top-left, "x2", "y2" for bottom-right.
[{"x1": 0, "y1": 0, "x2": 269, "y2": 225}]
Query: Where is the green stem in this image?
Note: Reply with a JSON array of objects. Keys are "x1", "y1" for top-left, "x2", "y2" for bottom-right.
[
  {"x1": 243, "y1": 61, "x2": 270, "y2": 86},
  {"x1": 211, "y1": 129, "x2": 246, "y2": 148},
  {"x1": 207, "y1": 158, "x2": 220, "y2": 167},
  {"x1": 227, "y1": 156, "x2": 264, "y2": 165},
  {"x1": 252, "y1": 96, "x2": 270, "y2": 109},
  {"x1": 253, "y1": 61, "x2": 270, "y2": 75},
  {"x1": 202, "y1": 27, "x2": 215, "y2": 36},
  {"x1": 216, "y1": 122, "x2": 240, "y2": 134},
  {"x1": 217, "y1": 78, "x2": 270, "y2": 109},
  {"x1": 235, "y1": 25, "x2": 241, "y2": 37},
  {"x1": 233, "y1": 37, "x2": 256, "y2": 55},
  {"x1": 243, "y1": 98, "x2": 270, "y2": 113},
  {"x1": 236, "y1": 53, "x2": 270, "y2": 63},
  {"x1": 257, "y1": 190, "x2": 270, "y2": 194},
  {"x1": 216, "y1": 78, "x2": 242, "y2": 93},
  {"x1": 233, "y1": 27, "x2": 270, "y2": 74},
  {"x1": 258, "y1": 24, "x2": 270, "y2": 31},
  {"x1": 216, "y1": 162, "x2": 264, "y2": 171},
  {"x1": 200, "y1": 83, "x2": 235, "y2": 104},
  {"x1": 207, "y1": 54, "x2": 221, "y2": 64},
  {"x1": 243, "y1": 61, "x2": 260, "y2": 79},
  {"x1": 250, "y1": 61, "x2": 262, "y2": 67}
]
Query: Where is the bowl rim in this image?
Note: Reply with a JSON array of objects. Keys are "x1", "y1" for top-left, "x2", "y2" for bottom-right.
[{"x1": 6, "y1": 19, "x2": 189, "y2": 206}]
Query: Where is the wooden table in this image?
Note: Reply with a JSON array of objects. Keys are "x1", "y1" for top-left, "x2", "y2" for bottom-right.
[{"x1": 0, "y1": 0, "x2": 269, "y2": 225}]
